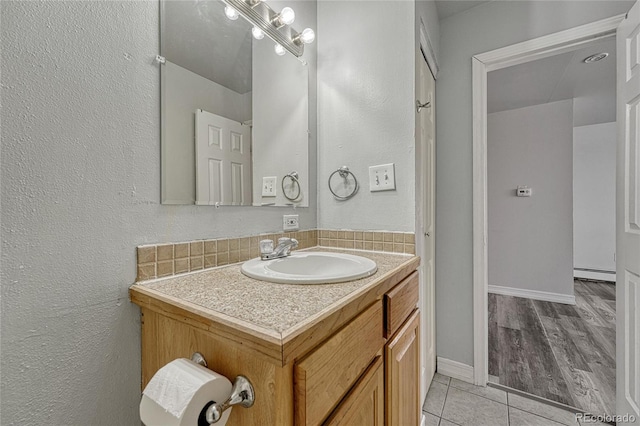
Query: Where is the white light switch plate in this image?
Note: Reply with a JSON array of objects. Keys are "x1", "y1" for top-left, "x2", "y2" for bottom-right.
[
  {"x1": 283, "y1": 214, "x2": 299, "y2": 231},
  {"x1": 262, "y1": 177, "x2": 277, "y2": 197},
  {"x1": 369, "y1": 163, "x2": 396, "y2": 192}
]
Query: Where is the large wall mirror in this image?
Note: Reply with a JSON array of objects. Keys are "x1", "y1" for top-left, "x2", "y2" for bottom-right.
[{"x1": 161, "y1": 0, "x2": 310, "y2": 207}]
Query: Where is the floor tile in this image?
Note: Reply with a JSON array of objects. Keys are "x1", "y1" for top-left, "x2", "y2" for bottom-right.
[
  {"x1": 508, "y1": 393, "x2": 578, "y2": 425},
  {"x1": 434, "y1": 372, "x2": 451, "y2": 386},
  {"x1": 423, "y1": 381, "x2": 448, "y2": 417},
  {"x1": 441, "y1": 387, "x2": 508, "y2": 426},
  {"x1": 423, "y1": 411, "x2": 440, "y2": 426},
  {"x1": 440, "y1": 420, "x2": 459, "y2": 426},
  {"x1": 449, "y1": 378, "x2": 507, "y2": 404},
  {"x1": 509, "y1": 406, "x2": 566, "y2": 425}
]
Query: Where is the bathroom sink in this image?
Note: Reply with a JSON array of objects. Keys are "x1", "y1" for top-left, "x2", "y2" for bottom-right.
[{"x1": 241, "y1": 252, "x2": 378, "y2": 284}]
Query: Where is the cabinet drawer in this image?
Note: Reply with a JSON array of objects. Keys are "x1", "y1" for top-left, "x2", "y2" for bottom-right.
[
  {"x1": 323, "y1": 355, "x2": 384, "y2": 426},
  {"x1": 295, "y1": 301, "x2": 385, "y2": 426},
  {"x1": 384, "y1": 271, "x2": 419, "y2": 338}
]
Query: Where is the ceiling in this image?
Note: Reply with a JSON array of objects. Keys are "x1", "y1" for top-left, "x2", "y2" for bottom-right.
[
  {"x1": 487, "y1": 37, "x2": 616, "y2": 126},
  {"x1": 163, "y1": 0, "x2": 253, "y2": 94},
  {"x1": 435, "y1": 0, "x2": 491, "y2": 20}
]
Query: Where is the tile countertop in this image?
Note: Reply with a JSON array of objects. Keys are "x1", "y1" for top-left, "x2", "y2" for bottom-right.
[{"x1": 130, "y1": 247, "x2": 420, "y2": 365}]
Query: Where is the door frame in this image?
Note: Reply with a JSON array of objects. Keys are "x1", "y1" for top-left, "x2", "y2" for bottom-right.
[{"x1": 471, "y1": 14, "x2": 625, "y2": 386}]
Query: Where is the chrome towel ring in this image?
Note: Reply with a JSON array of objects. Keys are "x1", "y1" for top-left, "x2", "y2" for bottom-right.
[
  {"x1": 328, "y1": 166, "x2": 359, "y2": 201},
  {"x1": 282, "y1": 171, "x2": 301, "y2": 202}
]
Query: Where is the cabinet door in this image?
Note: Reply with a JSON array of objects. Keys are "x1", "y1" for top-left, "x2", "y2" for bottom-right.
[
  {"x1": 323, "y1": 356, "x2": 384, "y2": 426},
  {"x1": 385, "y1": 310, "x2": 420, "y2": 426}
]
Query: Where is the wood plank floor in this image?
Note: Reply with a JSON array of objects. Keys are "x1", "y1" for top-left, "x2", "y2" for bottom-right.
[{"x1": 488, "y1": 280, "x2": 616, "y2": 416}]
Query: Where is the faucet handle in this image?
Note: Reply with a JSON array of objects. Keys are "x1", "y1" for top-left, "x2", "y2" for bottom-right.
[{"x1": 259, "y1": 239, "x2": 274, "y2": 255}]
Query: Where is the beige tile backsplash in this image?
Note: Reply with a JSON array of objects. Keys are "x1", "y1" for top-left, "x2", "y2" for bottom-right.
[{"x1": 136, "y1": 229, "x2": 414, "y2": 281}]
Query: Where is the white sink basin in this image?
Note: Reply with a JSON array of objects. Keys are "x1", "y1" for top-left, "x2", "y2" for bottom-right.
[{"x1": 241, "y1": 251, "x2": 378, "y2": 284}]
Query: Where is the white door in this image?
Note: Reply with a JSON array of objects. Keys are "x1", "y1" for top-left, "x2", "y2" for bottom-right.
[
  {"x1": 195, "y1": 109, "x2": 252, "y2": 206},
  {"x1": 416, "y1": 48, "x2": 436, "y2": 402},
  {"x1": 617, "y1": 2, "x2": 640, "y2": 423}
]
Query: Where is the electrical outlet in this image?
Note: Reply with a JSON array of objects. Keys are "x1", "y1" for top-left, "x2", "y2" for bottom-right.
[
  {"x1": 262, "y1": 176, "x2": 277, "y2": 197},
  {"x1": 283, "y1": 214, "x2": 299, "y2": 231},
  {"x1": 369, "y1": 163, "x2": 396, "y2": 192}
]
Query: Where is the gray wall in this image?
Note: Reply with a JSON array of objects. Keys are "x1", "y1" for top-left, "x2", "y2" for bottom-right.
[
  {"x1": 162, "y1": 61, "x2": 252, "y2": 204},
  {"x1": 317, "y1": 1, "x2": 416, "y2": 232},
  {"x1": 0, "y1": 1, "x2": 316, "y2": 424},
  {"x1": 573, "y1": 122, "x2": 617, "y2": 272},
  {"x1": 488, "y1": 100, "x2": 574, "y2": 298},
  {"x1": 436, "y1": 0, "x2": 633, "y2": 366},
  {"x1": 252, "y1": 0, "x2": 315, "y2": 207}
]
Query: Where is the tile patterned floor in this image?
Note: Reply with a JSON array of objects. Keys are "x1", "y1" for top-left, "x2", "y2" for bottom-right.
[{"x1": 422, "y1": 373, "x2": 610, "y2": 426}]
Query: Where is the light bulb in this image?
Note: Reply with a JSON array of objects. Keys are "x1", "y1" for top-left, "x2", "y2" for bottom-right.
[
  {"x1": 279, "y1": 7, "x2": 295, "y2": 25},
  {"x1": 252, "y1": 26, "x2": 264, "y2": 40},
  {"x1": 274, "y1": 44, "x2": 286, "y2": 56},
  {"x1": 224, "y1": 5, "x2": 239, "y2": 20},
  {"x1": 299, "y1": 28, "x2": 315, "y2": 44}
]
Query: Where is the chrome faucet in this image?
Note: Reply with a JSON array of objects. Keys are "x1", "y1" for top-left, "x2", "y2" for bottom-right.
[{"x1": 260, "y1": 237, "x2": 298, "y2": 260}]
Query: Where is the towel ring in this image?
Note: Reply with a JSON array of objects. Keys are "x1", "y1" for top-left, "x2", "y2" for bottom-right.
[
  {"x1": 328, "y1": 166, "x2": 359, "y2": 201},
  {"x1": 282, "y1": 171, "x2": 301, "y2": 202}
]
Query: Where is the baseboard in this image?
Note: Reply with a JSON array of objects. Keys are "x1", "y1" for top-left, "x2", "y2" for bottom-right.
[
  {"x1": 436, "y1": 357, "x2": 474, "y2": 384},
  {"x1": 574, "y1": 269, "x2": 616, "y2": 282},
  {"x1": 488, "y1": 285, "x2": 576, "y2": 305}
]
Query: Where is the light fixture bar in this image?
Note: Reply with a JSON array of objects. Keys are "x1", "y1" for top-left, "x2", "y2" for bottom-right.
[{"x1": 221, "y1": 0, "x2": 304, "y2": 57}]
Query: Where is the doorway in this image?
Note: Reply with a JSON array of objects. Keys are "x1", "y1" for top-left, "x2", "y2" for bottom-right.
[
  {"x1": 472, "y1": 7, "x2": 640, "y2": 424},
  {"x1": 484, "y1": 35, "x2": 617, "y2": 414}
]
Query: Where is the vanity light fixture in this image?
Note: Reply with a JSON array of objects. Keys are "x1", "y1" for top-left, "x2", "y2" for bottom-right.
[
  {"x1": 252, "y1": 26, "x2": 265, "y2": 40},
  {"x1": 271, "y1": 6, "x2": 295, "y2": 27},
  {"x1": 294, "y1": 28, "x2": 315, "y2": 45},
  {"x1": 274, "y1": 44, "x2": 286, "y2": 56},
  {"x1": 224, "y1": 5, "x2": 240, "y2": 20},
  {"x1": 221, "y1": 0, "x2": 314, "y2": 57}
]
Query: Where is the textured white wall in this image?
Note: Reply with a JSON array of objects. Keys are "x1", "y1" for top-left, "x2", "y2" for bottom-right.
[
  {"x1": 0, "y1": 1, "x2": 316, "y2": 424},
  {"x1": 488, "y1": 100, "x2": 574, "y2": 298},
  {"x1": 317, "y1": 1, "x2": 415, "y2": 232},
  {"x1": 436, "y1": 0, "x2": 633, "y2": 366},
  {"x1": 573, "y1": 122, "x2": 617, "y2": 272},
  {"x1": 162, "y1": 61, "x2": 252, "y2": 204}
]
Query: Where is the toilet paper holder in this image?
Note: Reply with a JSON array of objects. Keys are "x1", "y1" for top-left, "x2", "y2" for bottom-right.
[{"x1": 191, "y1": 353, "x2": 255, "y2": 424}]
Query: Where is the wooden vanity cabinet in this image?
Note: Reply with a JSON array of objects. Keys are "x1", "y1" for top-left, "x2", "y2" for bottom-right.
[
  {"x1": 385, "y1": 310, "x2": 421, "y2": 426},
  {"x1": 301, "y1": 270, "x2": 420, "y2": 426},
  {"x1": 323, "y1": 355, "x2": 385, "y2": 426},
  {"x1": 132, "y1": 257, "x2": 421, "y2": 426},
  {"x1": 294, "y1": 301, "x2": 385, "y2": 426}
]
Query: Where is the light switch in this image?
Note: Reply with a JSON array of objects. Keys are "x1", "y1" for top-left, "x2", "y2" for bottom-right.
[
  {"x1": 369, "y1": 163, "x2": 396, "y2": 192},
  {"x1": 262, "y1": 177, "x2": 277, "y2": 197}
]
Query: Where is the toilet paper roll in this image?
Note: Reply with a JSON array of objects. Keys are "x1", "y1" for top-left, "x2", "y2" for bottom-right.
[{"x1": 140, "y1": 358, "x2": 233, "y2": 426}]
